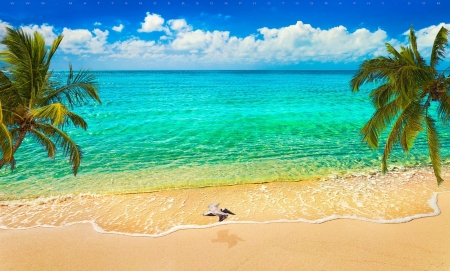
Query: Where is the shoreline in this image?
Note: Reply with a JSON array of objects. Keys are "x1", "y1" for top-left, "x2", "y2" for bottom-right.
[
  {"x1": 1, "y1": 191, "x2": 449, "y2": 238},
  {"x1": 1, "y1": 193, "x2": 449, "y2": 270},
  {"x1": 3, "y1": 163, "x2": 448, "y2": 202},
  {"x1": 1, "y1": 166, "x2": 450, "y2": 237}
]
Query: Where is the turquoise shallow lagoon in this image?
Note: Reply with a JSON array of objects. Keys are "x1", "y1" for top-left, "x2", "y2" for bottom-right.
[{"x1": 1, "y1": 70, "x2": 449, "y2": 200}]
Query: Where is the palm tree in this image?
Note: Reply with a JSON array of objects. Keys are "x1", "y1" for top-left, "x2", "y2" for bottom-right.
[
  {"x1": 0, "y1": 27, "x2": 101, "y2": 175},
  {"x1": 350, "y1": 25, "x2": 450, "y2": 185}
]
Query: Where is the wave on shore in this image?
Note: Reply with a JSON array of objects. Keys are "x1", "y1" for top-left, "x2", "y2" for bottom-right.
[{"x1": 1, "y1": 166, "x2": 449, "y2": 237}]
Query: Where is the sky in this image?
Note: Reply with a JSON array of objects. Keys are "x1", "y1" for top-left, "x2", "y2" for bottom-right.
[{"x1": 0, "y1": 0, "x2": 449, "y2": 70}]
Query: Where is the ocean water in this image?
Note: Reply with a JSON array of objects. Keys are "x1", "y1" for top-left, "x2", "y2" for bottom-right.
[{"x1": 1, "y1": 70, "x2": 449, "y2": 200}]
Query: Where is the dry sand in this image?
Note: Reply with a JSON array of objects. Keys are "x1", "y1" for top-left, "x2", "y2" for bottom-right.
[{"x1": 1, "y1": 193, "x2": 449, "y2": 271}]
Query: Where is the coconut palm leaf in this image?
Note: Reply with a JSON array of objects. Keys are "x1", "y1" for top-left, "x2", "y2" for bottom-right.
[
  {"x1": 40, "y1": 65, "x2": 100, "y2": 107},
  {"x1": 430, "y1": 27, "x2": 449, "y2": 70},
  {"x1": 409, "y1": 26, "x2": 426, "y2": 67},
  {"x1": 0, "y1": 101, "x2": 13, "y2": 161},
  {"x1": 350, "y1": 57, "x2": 398, "y2": 91},
  {"x1": 351, "y1": 26, "x2": 449, "y2": 185},
  {"x1": 360, "y1": 97, "x2": 402, "y2": 149},
  {"x1": 425, "y1": 116, "x2": 444, "y2": 185},
  {"x1": 381, "y1": 101, "x2": 423, "y2": 173},
  {"x1": 30, "y1": 129, "x2": 56, "y2": 158},
  {"x1": 0, "y1": 71, "x2": 22, "y2": 107},
  {"x1": 370, "y1": 84, "x2": 397, "y2": 108},
  {"x1": 400, "y1": 103, "x2": 424, "y2": 152},
  {"x1": 0, "y1": 27, "x2": 100, "y2": 175},
  {"x1": 31, "y1": 103, "x2": 72, "y2": 126},
  {"x1": 37, "y1": 123, "x2": 82, "y2": 175},
  {"x1": 437, "y1": 96, "x2": 450, "y2": 124}
]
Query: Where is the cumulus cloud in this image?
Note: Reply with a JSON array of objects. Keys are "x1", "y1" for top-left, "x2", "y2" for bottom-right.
[
  {"x1": 171, "y1": 30, "x2": 216, "y2": 50},
  {"x1": 404, "y1": 23, "x2": 450, "y2": 58},
  {"x1": 108, "y1": 38, "x2": 164, "y2": 59},
  {"x1": 60, "y1": 28, "x2": 109, "y2": 54},
  {"x1": 167, "y1": 19, "x2": 192, "y2": 32},
  {"x1": 1, "y1": 16, "x2": 448, "y2": 69},
  {"x1": 0, "y1": 21, "x2": 13, "y2": 50},
  {"x1": 112, "y1": 24, "x2": 124, "y2": 32},
  {"x1": 20, "y1": 24, "x2": 58, "y2": 45},
  {"x1": 253, "y1": 22, "x2": 389, "y2": 63},
  {"x1": 94, "y1": 22, "x2": 102, "y2": 26},
  {"x1": 0, "y1": 20, "x2": 12, "y2": 39},
  {"x1": 138, "y1": 13, "x2": 168, "y2": 33}
]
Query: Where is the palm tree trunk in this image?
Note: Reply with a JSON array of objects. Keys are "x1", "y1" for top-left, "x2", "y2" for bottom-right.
[{"x1": 0, "y1": 130, "x2": 27, "y2": 169}]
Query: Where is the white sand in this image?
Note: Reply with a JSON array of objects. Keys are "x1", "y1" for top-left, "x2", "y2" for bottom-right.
[{"x1": 1, "y1": 193, "x2": 449, "y2": 270}]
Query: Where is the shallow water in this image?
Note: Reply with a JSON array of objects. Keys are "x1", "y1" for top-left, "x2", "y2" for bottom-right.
[{"x1": 1, "y1": 71, "x2": 450, "y2": 200}]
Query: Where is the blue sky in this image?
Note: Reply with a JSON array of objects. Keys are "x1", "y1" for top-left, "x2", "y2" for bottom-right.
[{"x1": 0, "y1": 0, "x2": 449, "y2": 70}]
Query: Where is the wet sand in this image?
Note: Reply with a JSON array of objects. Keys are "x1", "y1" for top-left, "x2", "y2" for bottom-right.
[{"x1": 1, "y1": 192, "x2": 449, "y2": 270}]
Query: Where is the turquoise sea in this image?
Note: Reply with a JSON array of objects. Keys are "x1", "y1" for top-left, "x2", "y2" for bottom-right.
[{"x1": 1, "y1": 70, "x2": 449, "y2": 200}]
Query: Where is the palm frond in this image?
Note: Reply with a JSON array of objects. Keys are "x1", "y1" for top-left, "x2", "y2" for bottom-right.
[
  {"x1": 425, "y1": 116, "x2": 444, "y2": 185},
  {"x1": 437, "y1": 95, "x2": 450, "y2": 124},
  {"x1": 30, "y1": 129, "x2": 56, "y2": 158},
  {"x1": 408, "y1": 26, "x2": 426, "y2": 67},
  {"x1": 395, "y1": 65, "x2": 431, "y2": 101},
  {"x1": 360, "y1": 97, "x2": 403, "y2": 149},
  {"x1": 44, "y1": 35, "x2": 64, "y2": 69},
  {"x1": 0, "y1": 101, "x2": 13, "y2": 161},
  {"x1": 0, "y1": 70, "x2": 23, "y2": 107},
  {"x1": 350, "y1": 56, "x2": 399, "y2": 92},
  {"x1": 40, "y1": 65, "x2": 101, "y2": 107},
  {"x1": 400, "y1": 103, "x2": 424, "y2": 152},
  {"x1": 31, "y1": 103, "x2": 70, "y2": 126},
  {"x1": 31, "y1": 103, "x2": 88, "y2": 129},
  {"x1": 370, "y1": 84, "x2": 398, "y2": 108},
  {"x1": 430, "y1": 27, "x2": 449, "y2": 70},
  {"x1": 0, "y1": 27, "x2": 50, "y2": 108},
  {"x1": 65, "y1": 111, "x2": 88, "y2": 130},
  {"x1": 381, "y1": 102, "x2": 422, "y2": 173},
  {"x1": 385, "y1": 43, "x2": 402, "y2": 59},
  {"x1": 36, "y1": 123, "x2": 82, "y2": 176}
]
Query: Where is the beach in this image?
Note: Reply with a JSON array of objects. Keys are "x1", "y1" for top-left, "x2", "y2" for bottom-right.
[
  {"x1": 1, "y1": 193, "x2": 449, "y2": 271},
  {"x1": 1, "y1": 166, "x2": 450, "y2": 270}
]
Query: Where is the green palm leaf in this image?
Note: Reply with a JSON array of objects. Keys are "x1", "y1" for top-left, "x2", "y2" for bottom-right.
[
  {"x1": 408, "y1": 26, "x2": 426, "y2": 67},
  {"x1": 360, "y1": 97, "x2": 402, "y2": 149},
  {"x1": 437, "y1": 96, "x2": 450, "y2": 124},
  {"x1": 381, "y1": 101, "x2": 423, "y2": 173},
  {"x1": 37, "y1": 123, "x2": 83, "y2": 176},
  {"x1": 425, "y1": 116, "x2": 444, "y2": 185},
  {"x1": 351, "y1": 26, "x2": 449, "y2": 185},
  {"x1": 0, "y1": 27, "x2": 101, "y2": 175},
  {"x1": 430, "y1": 27, "x2": 449, "y2": 70},
  {"x1": 0, "y1": 101, "x2": 13, "y2": 161},
  {"x1": 41, "y1": 65, "x2": 101, "y2": 107},
  {"x1": 30, "y1": 129, "x2": 56, "y2": 158}
]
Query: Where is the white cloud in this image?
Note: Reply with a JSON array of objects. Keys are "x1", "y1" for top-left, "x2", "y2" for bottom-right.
[
  {"x1": 107, "y1": 38, "x2": 164, "y2": 59},
  {"x1": 404, "y1": 23, "x2": 450, "y2": 58},
  {"x1": 20, "y1": 24, "x2": 58, "y2": 45},
  {"x1": 0, "y1": 21, "x2": 13, "y2": 50},
  {"x1": 0, "y1": 20, "x2": 12, "y2": 40},
  {"x1": 171, "y1": 30, "x2": 214, "y2": 50},
  {"x1": 253, "y1": 22, "x2": 388, "y2": 63},
  {"x1": 60, "y1": 28, "x2": 109, "y2": 54},
  {"x1": 112, "y1": 24, "x2": 124, "y2": 32},
  {"x1": 94, "y1": 22, "x2": 102, "y2": 26},
  {"x1": 1, "y1": 16, "x2": 448, "y2": 69},
  {"x1": 138, "y1": 13, "x2": 168, "y2": 33},
  {"x1": 168, "y1": 19, "x2": 192, "y2": 32}
]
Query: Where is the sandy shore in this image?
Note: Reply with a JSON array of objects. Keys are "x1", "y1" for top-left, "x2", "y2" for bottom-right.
[{"x1": 1, "y1": 193, "x2": 449, "y2": 270}]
